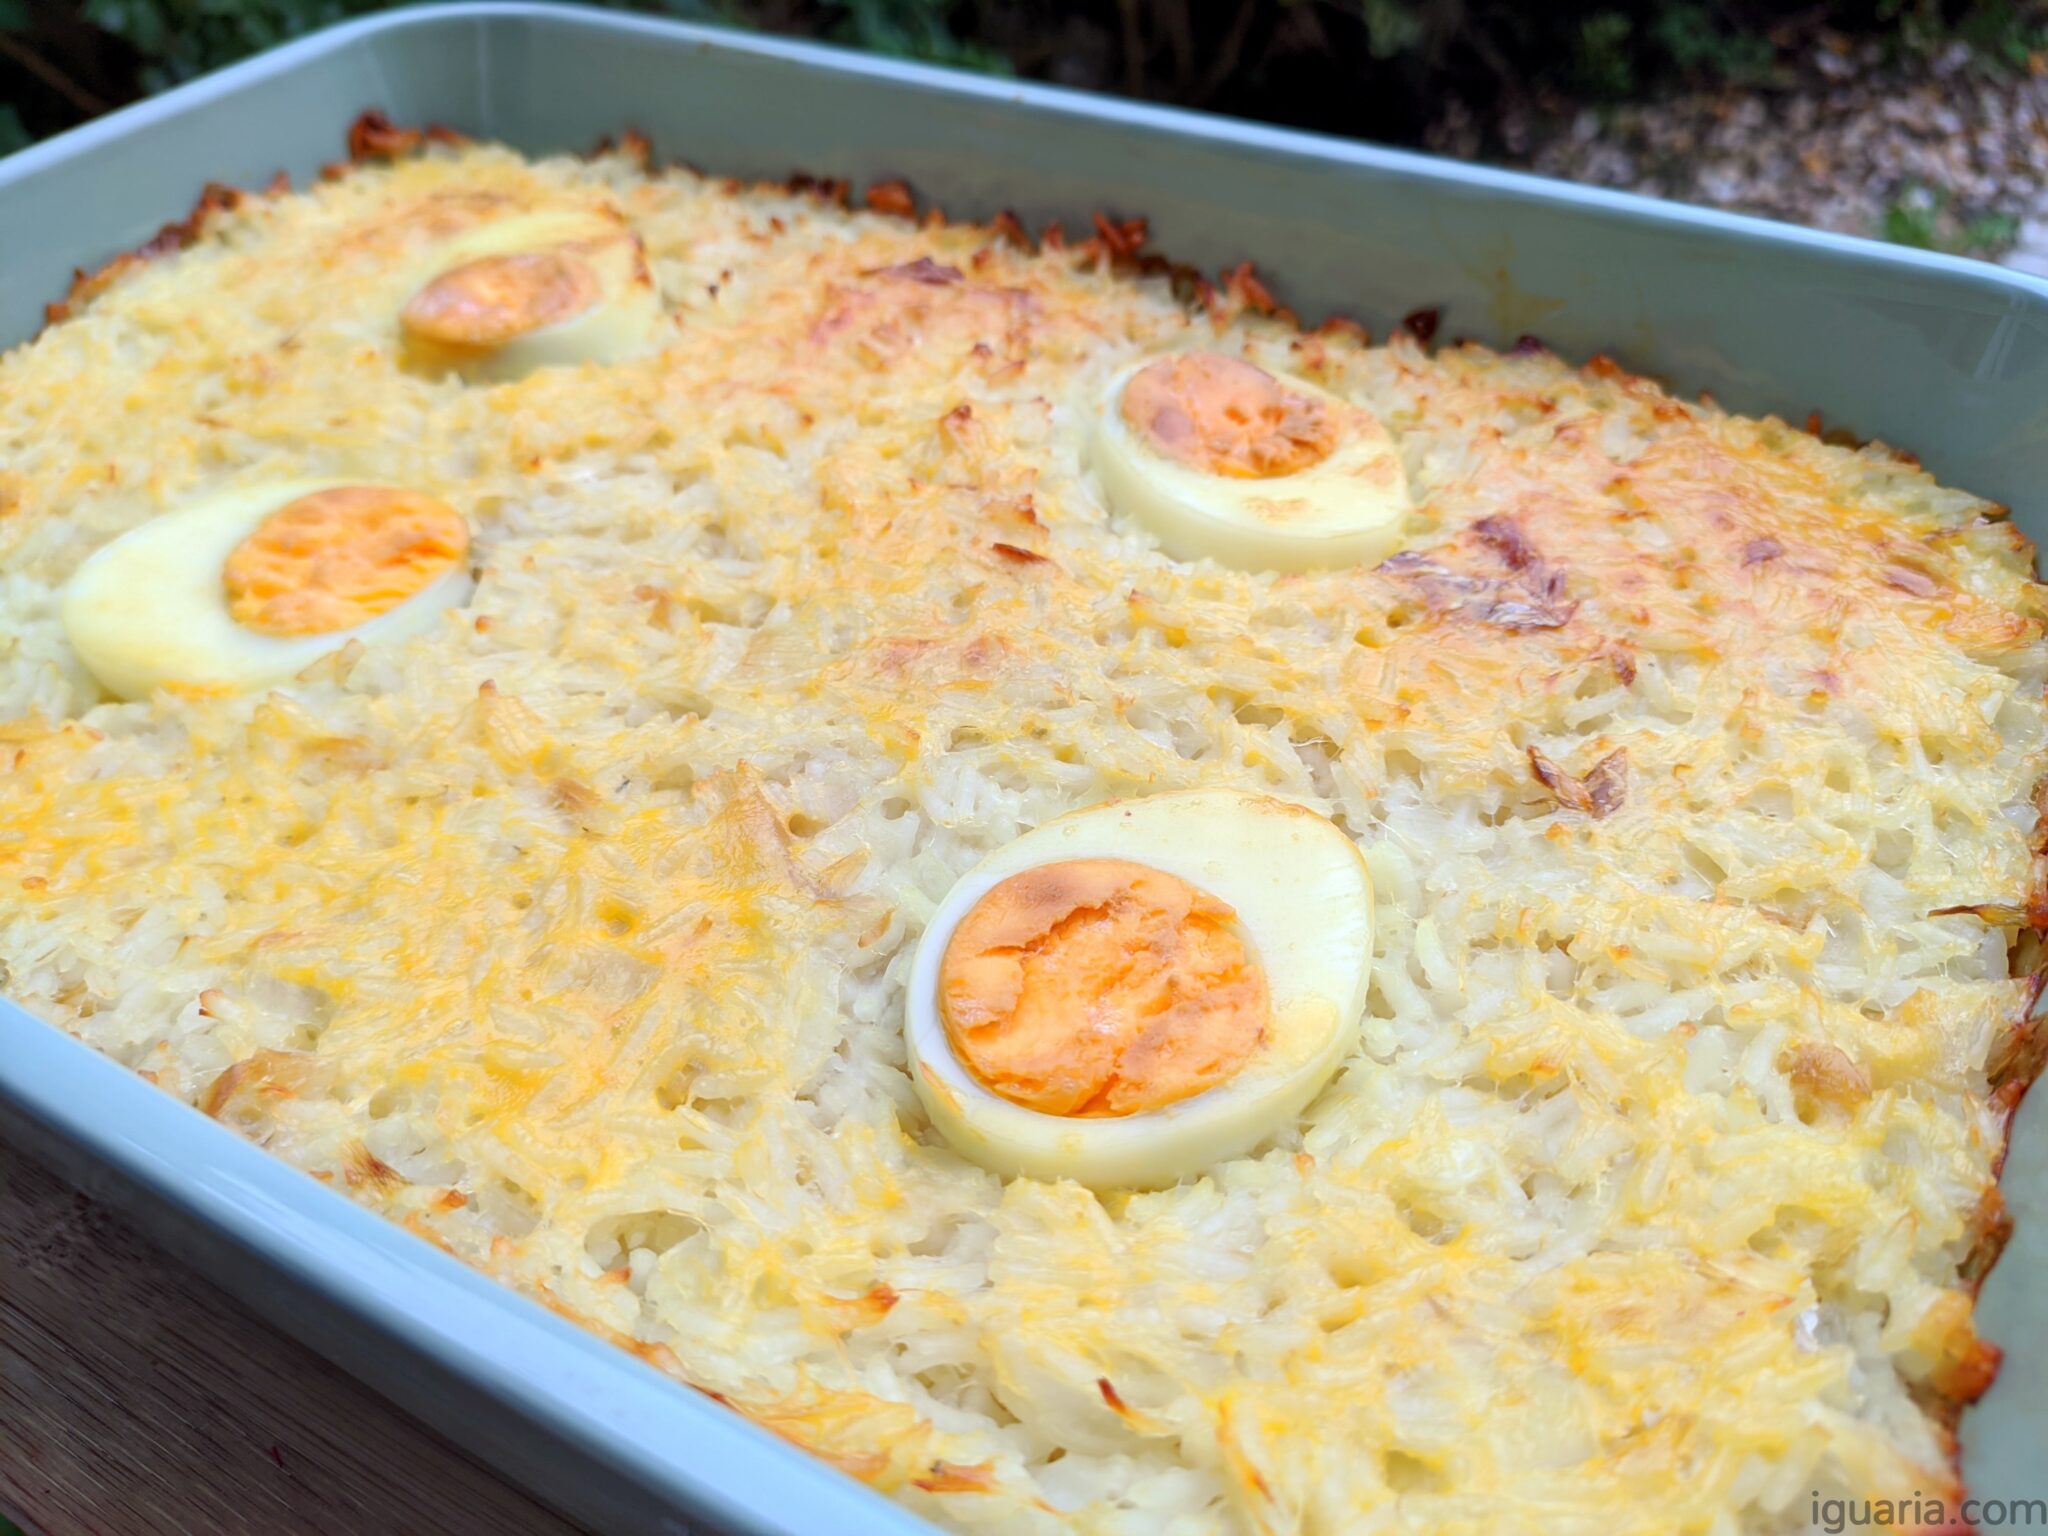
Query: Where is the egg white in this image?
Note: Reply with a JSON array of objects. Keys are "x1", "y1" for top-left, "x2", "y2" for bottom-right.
[
  {"x1": 400, "y1": 208, "x2": 663, "y2": 381},
  {"x1": 61, "y1": 479, "x2": 475, "y2": 701},
  {"x1": 906, "y1": 790, "x2": 1374, "y2": 1189},
  {"x1": 1089, "y1": 355, "x2": 1412, "y2": 572}
]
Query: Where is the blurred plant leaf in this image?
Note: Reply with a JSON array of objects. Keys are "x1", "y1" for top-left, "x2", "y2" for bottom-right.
[
  {"x1": 822, "y1": 0, "x2": 1009, "y2": 70},
  {"x1": 1359, "y1": 0, "x2": 1425, "y2": 60},
  {"x1": 1649, "y1": 1, "x2": 1777, "y2": 84},
  {"x1": 1573, "y1": 10, "x2": 1636, "y2": 96}
]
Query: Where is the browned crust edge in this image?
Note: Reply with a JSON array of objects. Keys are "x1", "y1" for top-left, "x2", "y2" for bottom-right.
[
  {"x1": 40, "y1": 178, "x2": 253, "y2": 329},
  {"x1": 27, "y1": 107, "x2": 2048, "y2": 1518},
  {"x1": 31, "y1": 110, "x2": 469, "y2": 337}
]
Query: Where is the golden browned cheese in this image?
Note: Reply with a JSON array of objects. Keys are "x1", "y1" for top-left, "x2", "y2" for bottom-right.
[
  {"x1": 222, "y1": 485, "x2": 469, "y2": 636},
  {"x1": 1, "y1": 133, "x2": 2044, "y2": 1535},
  {"x1": 937, "y1": 858, "x2": 1269, "y2": 1116},
  {"x1": 401, "y1": 248, "x2": 600, "y2": 348},
  {"x1": 1120, "y1": 350, "x2": 1338, "y2": 477}
]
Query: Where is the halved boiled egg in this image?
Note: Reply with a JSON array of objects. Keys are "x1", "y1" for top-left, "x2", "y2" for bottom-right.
[
  {"x1": 1089, "y1": 351, "x2": 1411, "y2": 572},
  {"x1": 62, "y1": 480, "x2": 474, "y2": 700},
  {"x1": 399, "y1": 208, "x2": 661, "y2": 381},
  {"x1": 905, "y1": 790, "x2": 1374, "y2": 1188}
]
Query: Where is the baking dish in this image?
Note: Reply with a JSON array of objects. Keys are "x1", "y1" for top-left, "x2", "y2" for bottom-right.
[{"x1": 3, "y1": 6, "x2": 2047, "y2": 1531}]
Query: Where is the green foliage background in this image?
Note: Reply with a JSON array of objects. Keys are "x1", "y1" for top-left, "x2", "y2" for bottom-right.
[{"x1": 4, "y1": 0, "x2": 2047, "y2": 161}]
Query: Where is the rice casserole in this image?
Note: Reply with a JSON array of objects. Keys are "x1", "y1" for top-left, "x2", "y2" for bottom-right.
[{"x1": 1, "y1": 120, "x2": 2045, "y2": 1535}]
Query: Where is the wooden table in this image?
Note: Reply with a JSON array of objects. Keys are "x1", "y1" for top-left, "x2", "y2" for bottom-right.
[{"x1": 0, "y1": 1140, "x2": 590, "y2": 1536}]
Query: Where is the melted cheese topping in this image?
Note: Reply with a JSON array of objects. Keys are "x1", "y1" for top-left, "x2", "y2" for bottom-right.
[
  {"x1": 223, "y1": 485, "x2": 469, "y2": 636},
  {"x1": 401, "y1": 249, "x2": 601, "y2": 350},
  {"x1": 938, "y1": 858, "x2": 1268, "y2": 1116},
  {"x1": 1, "y1": 138, "x2": 2043, "y2": 1535},
  {"x1": 1120, "y1": 351, "x2": 1337, "y2": 478}
]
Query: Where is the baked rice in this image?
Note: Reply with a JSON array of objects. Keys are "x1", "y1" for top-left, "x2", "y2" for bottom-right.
[{"x1": 1, "y1": 123, "x2": 2045, "y2": 1535}]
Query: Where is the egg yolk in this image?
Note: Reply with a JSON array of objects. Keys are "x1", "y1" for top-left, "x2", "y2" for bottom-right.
[
  {"x1": 1121, "y1": 352, "x2": 1340, "y2": 479},
  {"x1": 400, "y1": 249, "x2": 600, "y2": 349},
  {"x1": 223, "y1": 486, "x2": 469, "y2": 637},
  {"x1": 937, "y1": 858, "x2": 1269, "y2": 1117}
]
